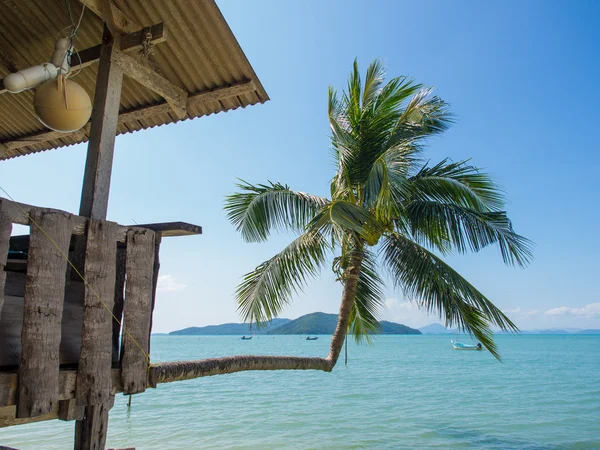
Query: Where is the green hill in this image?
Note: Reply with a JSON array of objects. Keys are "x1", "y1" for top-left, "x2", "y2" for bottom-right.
[
  {"x1": 266, "y1": 312, "x2": 421, "y2": 335},
  {"x1": 170, "y1": 318, "x2": 289, "y2": 335}
]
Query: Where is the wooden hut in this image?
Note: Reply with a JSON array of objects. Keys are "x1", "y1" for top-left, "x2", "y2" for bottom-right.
[{"x1": 0, "y1": 1, "x2": 268, "y2": 448}]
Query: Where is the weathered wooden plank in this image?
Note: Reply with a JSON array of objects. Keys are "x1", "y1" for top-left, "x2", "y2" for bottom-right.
[
  {"x1": 190, "y1": 80, "x2": 256, "y2": 105},
  {"x1": 58, "y1": 399, "x2": 84, "y2": 421},
  {"x1": 74, "y1": 396, "x2": 114, "y2": 450},
  {"x1": 112, "y1": 247, "x2": 126, "y2": 365},
  {"x1": 112, "y1": 47, "x2": 188, "y2": 119},
  {"x1": 121, "y1": 229, "x2": 155, "y2": 395},
  {"x1": 1, "y1": 404, "x2": 59, "y2": 428},
  {"x1": 0, "y1": 197, "x2": 185, "y2": 245},
  {"x1": 1, "y1": 370, "x2": 122, "y2": 409},
  {"x1": 0, "y1": 200, "x2": 12, "y2": 321},
  {"x1": 1, "y1": 270, "x2": 88, "y2": 368},
  {"x1": 76, "y1": 220, "x2": 118, "y2": 407},
  {"x1": 17, "y1": 209, "x2": 72, "y2": 418},
  {"x1": 127, "y1": 221, "x2": 202, "y2": 237},
  {"x1": 79, "y1": 26, "x2": 124, "y2": 220}
]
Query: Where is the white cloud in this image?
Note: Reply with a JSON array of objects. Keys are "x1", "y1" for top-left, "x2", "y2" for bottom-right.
[
  {"x1": 383, "y1": 299, "x2": 438, "y2": 328},
  {"x1": 545, "y1": 302, "x2": 600, "y2": 318},
  {"x1": 503, "y1": 307, "x2": 538, "y2": 318},
  {"x1": 157, "y1": 275, "x2": 186, "y2": 292}
]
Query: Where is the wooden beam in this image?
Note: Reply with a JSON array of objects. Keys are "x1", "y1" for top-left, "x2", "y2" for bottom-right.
[
  {"x1": 0, "y1": 23, "x2": 166, "y2": 95},
  {"x1": 0, "y1": 80, "x2": 256, "y2": 153},
  {"x1": 121, "y1": 229, "x2": 155, "y2": 395},
  {"x1": 76, "y1": 220, "x2": 118, "y2": 407},
  {"x1": 190, "y1": 80, "x2": 257, "y2": 104},
  {"x1": 126, "y1": 221, "x2": 202, "y2": 237},
  {"x1": 0, "y1": 197, "x2": 195, "y2": 244},
  {"x1": 75, "y1": 22, "x2": 167, "y2": 72},
  {"x1": 1, "y1": 370, "x2": 122, "y2": 409},
  {"x1": 58, "y1": 399, "x2": 84, "y2": 422},
  {"x1": 0, "y1": 201, "x2": 12, "y2": 322},
  {"x1": 76, "y1": 0, "x2": 139, "y2": 34},
  {"x1": 112, "y1": 47, "x2": 188, "y2": 119},
  {"x1": 79, "y1": 26, "x2": 123, "y2": 220},
  {"x1": 17, "y1": 209, "x2": 72, "y2": 418}
]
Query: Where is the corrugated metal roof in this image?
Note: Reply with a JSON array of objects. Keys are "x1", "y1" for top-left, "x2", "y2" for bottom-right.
[{"x1": 0, "y1": 0, "x2": 269, "y2": 161}]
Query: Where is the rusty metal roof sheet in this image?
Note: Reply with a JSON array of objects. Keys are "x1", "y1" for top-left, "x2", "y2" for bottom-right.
[{"x1": 0, "y1": 0, "x2": 269, "y2": 161}]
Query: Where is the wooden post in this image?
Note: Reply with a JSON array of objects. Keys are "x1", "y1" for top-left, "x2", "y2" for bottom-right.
[
  {"x1": 0, "y1": 200, "x2": 12, "y2": 322},
  {"x1": 76, "y1": 220, "x2": 118, "y2": 407},
  {"x1": 79, "y1": 25, "x2": 123, "y2": 220},
  {"x1": 74, "y1": 395, "x2": 114, "y2": 450},
  {"x1": 17, "y1": 209, "x2": 72, "y2": 418},
  {"x1": 76, "y1": 24, "x2": 123, "y2": 450},
  {"x1": 121, "y1": 229, "x2": 155, "y2": 395}
]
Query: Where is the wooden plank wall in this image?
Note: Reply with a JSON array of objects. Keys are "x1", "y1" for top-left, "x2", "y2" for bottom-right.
[
  {"x1": 17, "y1": 209, "x2": 72, "y2": 418},
  {"x1": 76, "y1": 220, "x2": 118, "y2": 407},
  {"x1": 0, "y1": 200, "x2": 12, "y2": 321},
  {"x1": 121, "y1": 229, "x2": 155, "y2": 395}
]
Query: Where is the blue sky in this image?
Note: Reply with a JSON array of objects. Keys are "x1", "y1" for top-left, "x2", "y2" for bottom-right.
[{"x1": 1, "y1": 0, "x2": 599, "y2": 331}]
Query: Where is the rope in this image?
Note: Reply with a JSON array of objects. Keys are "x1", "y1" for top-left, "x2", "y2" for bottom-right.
[
  {"x1": 0, "y1": 186, "x2": 151, "y2": 368},
  {"x1": 138, "y1": 28, "x2": 155, "y2": 64}
]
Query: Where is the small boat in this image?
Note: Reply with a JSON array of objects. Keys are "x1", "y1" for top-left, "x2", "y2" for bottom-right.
[
  {"x1": 451, "y1": 340, "x2": 483, "y2": 350},
  {"x1": 241, "y1": 336, "x2": 253, "y2": 340},
  {"x1": 306, "y1": 336, "x2": 318, "y2": 340}
]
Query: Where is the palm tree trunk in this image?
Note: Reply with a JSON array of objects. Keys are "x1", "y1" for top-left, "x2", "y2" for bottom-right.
[
  {"x1": 149, "y1": 247, "x2": 364, "y2": 385},
  {"x1": 326, "y1": 247, "x2": 364, "y2": 367},
  {"x1": 149, "y1": 355, "x2": 330, "y2": 386}
]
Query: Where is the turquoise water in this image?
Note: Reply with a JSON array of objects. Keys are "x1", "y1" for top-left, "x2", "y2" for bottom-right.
[{"x1": 1, "y1": 335, "x2": 599, "y2": 449}]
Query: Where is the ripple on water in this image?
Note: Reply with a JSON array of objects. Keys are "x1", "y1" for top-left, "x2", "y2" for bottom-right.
[{"x1": 0, "y1": 335, "x2": 599, "y2": 449}]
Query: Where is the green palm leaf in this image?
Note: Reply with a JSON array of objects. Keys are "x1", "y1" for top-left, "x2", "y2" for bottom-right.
[
  {"x1": 225, "y1": 180, "x2": 328, "y2": 242},
  {"x1": 308, "y1": 200, "x2": 384, "y2": 245},
  {"x1": 381, "y1": 232, "x2": 518, "y2": 359},
  {"x1": 236, "y1": 232, "x2": 330, "y2": 325},
  {"x1": 349, "y1": 249, "x2": 385, "y2": 342},
  {"x1": 409, "y1": 159, "x2": 506, "y2": 211},
  {"x1": 405, "y1": 201, "x2": 533, "y2": 267}
]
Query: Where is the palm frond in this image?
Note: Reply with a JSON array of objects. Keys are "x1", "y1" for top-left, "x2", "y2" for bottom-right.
[
  {"x1": 349, "y1": 249, "x2": 385, "y2": 342},
  {"x1": 381, "y1": 232, "x2": 519, "y2": 359},
  {"x1": 308, "y1": 200, "x2": 384, "y2": 245},
  {"x1": 225, "y1": 180, "x2": 328, "y2": 242},
  {"x1": 409, "y1": 159, "x2": 505, "y2": 211},
  {"x1": 362, "y1": 59, "x2": 386, "y2": 108},
  {"x1": 405, "y1": 201, "x2": 533, "y2": 267},
  {"x1": 236, "y1": 232, "x2": 330, "y2": 325}
]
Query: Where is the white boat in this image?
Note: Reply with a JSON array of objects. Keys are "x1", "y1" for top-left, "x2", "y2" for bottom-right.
[{"x1": 451, "y1": 340, "x2": 483, "y2": 350}]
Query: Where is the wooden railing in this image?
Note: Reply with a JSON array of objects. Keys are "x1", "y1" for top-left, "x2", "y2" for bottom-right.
[{"x1": 0, "y1": 197, "x2": 200, "y2": 427}]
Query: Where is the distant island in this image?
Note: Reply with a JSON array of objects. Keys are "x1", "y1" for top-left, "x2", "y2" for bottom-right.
[{"x1": 170, "y1": 312, "x2": 421, "y2": 336}]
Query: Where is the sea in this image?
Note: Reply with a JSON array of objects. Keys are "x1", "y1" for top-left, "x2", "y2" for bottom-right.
[{"x1": 1, "y1": 334, "x2": 599, "y2": 449}]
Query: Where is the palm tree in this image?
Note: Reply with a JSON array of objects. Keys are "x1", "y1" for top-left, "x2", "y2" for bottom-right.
[{"x1": 150, "y1": 60, "x2": 532, "y2": 385}]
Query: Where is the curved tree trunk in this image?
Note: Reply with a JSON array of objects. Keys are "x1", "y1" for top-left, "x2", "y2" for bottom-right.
[
  {"x1": 149, "y1": 246, "x2": 365, "y2": 385},
  {"x1": 326, "y1": 247, "x2": 364, "y2": 367}
]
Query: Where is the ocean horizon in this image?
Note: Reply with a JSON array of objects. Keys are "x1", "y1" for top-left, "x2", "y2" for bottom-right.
[{"x1": 1, "y1": 334, "x2": 598, "y2": 449}]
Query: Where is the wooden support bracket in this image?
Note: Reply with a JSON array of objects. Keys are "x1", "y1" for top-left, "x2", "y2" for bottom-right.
[
  {"x1": 112, "y1": 48, "x2": 188, "y2": 119},
  {"x1": 76, "y1": 0, "x2": 140, "y2": 34}
]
